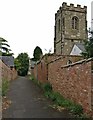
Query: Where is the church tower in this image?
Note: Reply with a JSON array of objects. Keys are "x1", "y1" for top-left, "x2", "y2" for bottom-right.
[{"x1": 54, "y1": 2, "x2": 87, "y2": 55}]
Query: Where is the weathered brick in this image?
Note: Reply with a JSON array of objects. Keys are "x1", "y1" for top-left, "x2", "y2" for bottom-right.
[
  {"x1": 0, "y1": 60, "x2": 17, "y2": 81},
  {"x1": 32, "y1": 55, "x2": 93, "y2": 117},
  {"x1": 48, "y1": 58, "x2": 93, "y2": 117}
]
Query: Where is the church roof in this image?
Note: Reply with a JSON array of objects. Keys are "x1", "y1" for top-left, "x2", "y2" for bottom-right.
[{"x1": 75, "y1": 43, "x2": 85, "y2": 52}]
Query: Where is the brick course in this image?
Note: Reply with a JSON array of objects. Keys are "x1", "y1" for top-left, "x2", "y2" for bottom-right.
[
  {"x1": 48, "y1": 58, "x2": 93, "y2": 116},
  {"x1": 0, "y1": 60, "x2": 17, "y2": 81},
  {"x1": 32, "y1": 54, "x2": 82, "y2": 83},
  {"x1": 32, "y1": 55, "x2": 93, "y2": 116}
]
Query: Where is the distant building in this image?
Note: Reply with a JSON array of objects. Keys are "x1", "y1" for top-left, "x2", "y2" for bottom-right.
[
  {"x1": 54, "y1": 2, "x2": 87, "y2": 55},
  {"x1": 28, "y1": 59, "x2": 36, "y2": 75},
  {"x1": 70, "y1": 43, "x2": 85, "y2": 56},
  {"x1": 0, "y1": 56, "x2": 14, "y2": 68}
]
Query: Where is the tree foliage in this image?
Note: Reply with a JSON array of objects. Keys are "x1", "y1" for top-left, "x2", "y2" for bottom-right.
[
  {"x1": 82, "y1": 30, "x2": 93, "y2": 58},
  {"x1": 0, "y1": 37, "x2": 13, "y2": 56},
  {"x1": 33, "y1": 46, "x2": 43, "y2": 61},
  {"x1": 14, "y1": 53, "x2": 29, "y2": 76}
]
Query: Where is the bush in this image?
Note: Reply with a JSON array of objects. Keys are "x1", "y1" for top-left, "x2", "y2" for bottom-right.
[
  {"x1": 2, "y1": 79, "x2": 9, "y2": 96},
  {"x1": 42, "y1": 83, "x2": 52, "y2": 92}
]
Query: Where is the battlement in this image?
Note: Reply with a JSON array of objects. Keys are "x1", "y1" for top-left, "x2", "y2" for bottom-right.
[
  {"x1": 62, "y1": 2, "x2": 87, "y2": 9},
  {"x1": 55, "y1": 2, "x2": 87, "y2": 18}
]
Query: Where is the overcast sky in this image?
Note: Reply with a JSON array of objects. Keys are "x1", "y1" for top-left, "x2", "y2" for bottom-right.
[{"x1": 0, "y1": 0, "x2": 92, "y2": 58}]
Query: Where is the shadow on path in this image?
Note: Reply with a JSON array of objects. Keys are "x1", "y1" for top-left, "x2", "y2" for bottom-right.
[{"x1": 3, "y1": 76, "x2": 73, "y2": 118}]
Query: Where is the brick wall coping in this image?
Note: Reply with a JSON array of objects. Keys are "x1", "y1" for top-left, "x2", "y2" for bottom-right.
[
  {"x1": 61, "y1": 57, "x2": 93, "y2": 69},
  {"x1": 36, "y1": 54, "x2": 64, "y2": 65},
  {"x1": 35, "y1": 55, "x2": 91, "y2": 66},
  {"x1": 48, "y1": 56, "x2": 64, "y2": 65},
  {"x1": 48, "y1": 55, "x2": 83, "y2": 65},
  {"x1": 41, "y1": 53, "x2": 63, "y2": 59}
]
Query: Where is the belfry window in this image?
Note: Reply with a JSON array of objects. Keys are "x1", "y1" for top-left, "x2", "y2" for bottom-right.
[
  {"x1": 58, "y1": 19, "x2": 61, "y2": 31},
  {"x1": 62, "y1": 17, "x2": 65, "y2": 27},
  {"x1": 72, "y1": 16, "x2": 79, "y2": 29}
]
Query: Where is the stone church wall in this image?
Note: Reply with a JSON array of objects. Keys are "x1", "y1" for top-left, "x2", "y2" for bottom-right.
[{"x1": 54, "y1": 2, "x2": 87, "y2": 55}]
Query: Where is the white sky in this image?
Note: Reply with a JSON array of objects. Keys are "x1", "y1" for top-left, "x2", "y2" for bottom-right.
[
  {"x1": 91, "y1": 1, "x2": 93, "y2": 30},
  {"x1": 0, "y1": 0, "x2": 92, "y2": 58}
]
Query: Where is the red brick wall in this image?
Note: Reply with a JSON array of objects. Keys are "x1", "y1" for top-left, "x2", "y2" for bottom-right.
[
  {"x1": 0, "y1": 60, "x2": 17, "y2": 81},
  {"x1": 33, "y1": 61, "x2": 48, "y2": 83},
  {"x1": 48, "y1": 59, "x2": 93, "y2": 116},
  {"x1": 42, "y1": 54, "x2": 83, "y2": 64},
  {"x1": 32, "y1": 54, "x2": 83, "y2": 83},
  {"x1": 32, "y1": 54, "x2": 60, "y2": 83},
  {"x1": 92, "y1": 72, "x2": 93, "y2": 116},
  {"x1": 11, "y1": 68, "x2": 18, "y2": 80},
  {"x1": 37, "y1": 61, "x2": 48, "y2": 83},
  {"x1": 32, "y1": 55, "x2": 93, "y2": 116},
  {"x1": 33, "y1": 65, "x2": 37, "y2": 79},
  {"x1": 91, "y1": 61, "x2": 93, "y2": 116}
]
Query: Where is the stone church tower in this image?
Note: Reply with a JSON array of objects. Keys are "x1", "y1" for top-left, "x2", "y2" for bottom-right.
[{"x1": 54, "y1": 2, "x2": 87, "y2": 55}]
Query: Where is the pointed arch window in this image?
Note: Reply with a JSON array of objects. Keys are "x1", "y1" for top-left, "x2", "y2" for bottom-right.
[
  {"x1": 62, "y1": 17, "x2": 65, "y2": 27},
  {"x1": 58, "y1": 19, "x2": 61, "y2": 31},
  {"x1": 72, "y1": 16, "x2": 79, "y2": 29}
]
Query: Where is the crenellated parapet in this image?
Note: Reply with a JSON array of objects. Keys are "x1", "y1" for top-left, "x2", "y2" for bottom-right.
[
  {"x1": 55, "y1": 2, "x2": 87, "y2": 19},
  {"x1": 54, "y1": 2, "x2": 87, "y2": 55}
]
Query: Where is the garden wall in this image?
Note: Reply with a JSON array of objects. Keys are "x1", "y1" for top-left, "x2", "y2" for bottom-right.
[
  {"x1": 0, "y1": 60, "x2": 17, "y2": 81},
  {"x1": 32, "y1": 55, "x2": 82, "y2": 83},
  {"x1": 48, "y1": 58, "x2": 93, "y2": 116},
  {"x1": 91, "y1": 61, "x2": 93, "y2": 116}
]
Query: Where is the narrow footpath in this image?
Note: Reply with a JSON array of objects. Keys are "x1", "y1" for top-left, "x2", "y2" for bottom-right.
[{"x1": 3, "y1": 76, "x2": 73, "y2": 118}]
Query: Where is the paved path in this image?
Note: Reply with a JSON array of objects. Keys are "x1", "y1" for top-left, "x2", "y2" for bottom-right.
[{"x1": 3, "y1": 76, "x2": 73, "y2": 118}]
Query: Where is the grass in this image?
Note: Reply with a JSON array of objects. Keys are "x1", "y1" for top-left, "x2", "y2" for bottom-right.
[
  {"x1": 44, "y1": 91, "x2": 83, "y2": 115},
  {"x1": 29, "y1": 75, "x2": 90, "y2": 119},
  {"x1": 29, "y1": 75, "x2": 41, "y2": 87},
  {"x1": 2, "y1": 79, "x2": 9, "y2": 96},
  {"x1": 42, "y1": 83, "x2": 52, "y2": 92}
]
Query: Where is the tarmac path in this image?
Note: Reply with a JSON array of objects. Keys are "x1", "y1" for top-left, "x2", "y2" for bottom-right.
[{"x1": 2, "y1": 76, "x2": 73, "y2": 118}]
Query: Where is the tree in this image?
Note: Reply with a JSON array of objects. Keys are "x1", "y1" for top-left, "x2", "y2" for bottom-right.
[
  {"x1": 14, "y1": 58, "x2": 21, "y2": 71},
  {"x1": 0, "y1": 37, "x2": 13, "y2": 56},
  {"x1": 82, "y1": 30, "x2": 93, "y2": 58},
  {"x1": 33, "y1": 46, "x2": 43, "y2": 61},
  {"x1": 14, "y1": 53, "x2": 29, "y2": 76}
]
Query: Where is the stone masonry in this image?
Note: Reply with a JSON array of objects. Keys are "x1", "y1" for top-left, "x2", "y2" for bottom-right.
[{"x1": 54, "y1": 2, "x2": 87, "y2": 55}]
